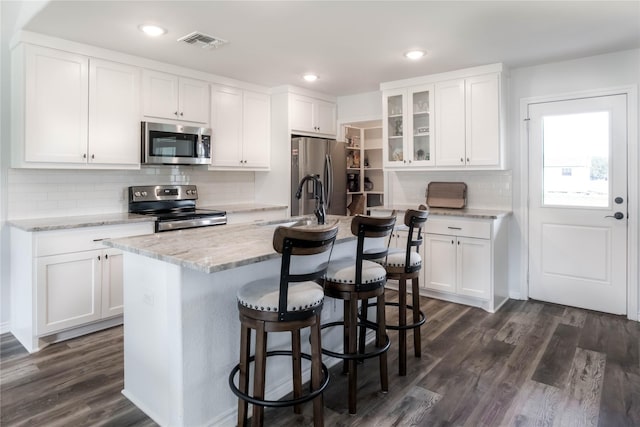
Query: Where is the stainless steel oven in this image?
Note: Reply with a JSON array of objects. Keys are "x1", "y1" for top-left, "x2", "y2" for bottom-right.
[
  {"x1": 129, "y1": 185, "x2": 227, "y2": 232},
  {"x1": 142, "y1": 122, "x2": 211, "y2": 165}
]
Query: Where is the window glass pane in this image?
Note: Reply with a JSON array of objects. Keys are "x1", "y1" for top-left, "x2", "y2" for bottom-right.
[{"x1": 542, "y1": 111, "x2": 609, "y2": 207}]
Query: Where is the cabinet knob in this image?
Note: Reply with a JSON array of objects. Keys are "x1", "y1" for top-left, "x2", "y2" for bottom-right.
[
  {"x1": 466, "y1": 157, "x2": 470, "y2": 163},
  {"x1": 105, "y1": 254, "x2": 109, "y2": 260},
  {"x1": 180, "y1": 112, "x2": 184, "y2": 116},
  {"x1": 91, "y1": 154, "x2": 95, "y2": 160},
  {"x1": 451, "y1": 240, "x2": 454, "y2": 244},
  {"x1": 460, "y1": 157, "x2": 464, "y2": 163},
  {"x1": 174, "y1": 111, "x2": 178, "y2": 116},
  {"x1": 98, "y1": 255, "x2": 101, "y2": 261},
  {"x1": 83, "y1": 153, "x2": 87, "y2": 159}
]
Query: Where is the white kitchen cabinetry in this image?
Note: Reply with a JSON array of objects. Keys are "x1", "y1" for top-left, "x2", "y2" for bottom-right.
[
  {"x1": 12, "y1": 44, "x2": 141, "y2": 168},
  {"x1": 435, "y1": 74, "x2": 501, "y2": 167},
  {"x1": 383, "y1": 85, "x2": 435, "y2": 168},
  {"x1": 10, "y1": 222, "x2": 154, "y2": 353},
  {"x1": 142, "y1": 69, "x2": 210, "y2": 124},
  {"x1": 380, "y1": 63, "x2": 505, "y2": 171},
  {"x1": 210, "y1": 86, "x2": 270, "y2": 170},
  {"x1": 89, "y1": 59, "x2": 141, "y2": 165},
  {"x1": 290, "y1": 94, "x2": 337, "y2": 137},
  {"x1": 423, "y1": 215, "x2": 508, "y2": 312}
]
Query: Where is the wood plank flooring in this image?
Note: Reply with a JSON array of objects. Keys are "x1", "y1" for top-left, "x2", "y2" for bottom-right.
[{"x1": 1, "y1": 292, "x2": 638, "y2": 426}]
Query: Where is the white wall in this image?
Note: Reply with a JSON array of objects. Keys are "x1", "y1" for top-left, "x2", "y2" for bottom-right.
[
  {"x1": 508, "y1": 48, "x2": 640, "y2": 307},
  {"x1": 0, "y1": 1, "x2": 49, "y2": 333},
  {"x1": 7, "y1": 168, "x2": 255, "y2": 219},
  {"x1": 337, "y1": 90, "x2": 382, "y2": 123}
]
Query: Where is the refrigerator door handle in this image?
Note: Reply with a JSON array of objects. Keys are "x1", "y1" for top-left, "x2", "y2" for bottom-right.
[{"x1": 325, "y1": 154, "x2": 332, "y2": 210}]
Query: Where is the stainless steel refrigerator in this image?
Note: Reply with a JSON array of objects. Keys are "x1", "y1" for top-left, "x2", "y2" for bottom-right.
[{"x1": 291, "y1": 136, "x2": 346, "y2": 216}]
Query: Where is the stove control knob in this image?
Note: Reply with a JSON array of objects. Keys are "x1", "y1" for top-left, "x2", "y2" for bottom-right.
[
  {"x1": 134, "y1": 191, "x2": 141, "y2": 197},
  {"x1": 141, "y1": 191, "x2": 148, "y2": 196}
]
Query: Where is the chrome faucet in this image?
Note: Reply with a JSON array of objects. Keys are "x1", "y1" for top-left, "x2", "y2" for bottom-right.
[{"x1": 295, "y1": 174, "x2": 326, "y2": 225}]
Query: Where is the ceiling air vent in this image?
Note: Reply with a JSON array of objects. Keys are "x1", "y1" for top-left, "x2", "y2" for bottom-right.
[{"x1": 177, "y1": 31, "x2": 228, "y2": 50}]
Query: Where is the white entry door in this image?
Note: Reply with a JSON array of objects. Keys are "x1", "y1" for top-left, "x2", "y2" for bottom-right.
[{"x1": 528, "y1": 94, "x2": 628, "y2": 314}]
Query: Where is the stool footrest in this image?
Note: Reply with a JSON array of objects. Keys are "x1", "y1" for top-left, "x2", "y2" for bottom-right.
[
  {"x1": 361, "y1": 301, "x2": 426, "y2": 331},
  {"x1": 320, "y1": 321, "x2": 391, "y2": 360},
  {"x1": 228, "y1": 350, "x2": 329, "y2": 408}
]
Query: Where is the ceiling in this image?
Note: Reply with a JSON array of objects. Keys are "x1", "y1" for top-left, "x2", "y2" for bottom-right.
[{"x1": 20, "y1": 0, "x2": 640, "y2": 96}]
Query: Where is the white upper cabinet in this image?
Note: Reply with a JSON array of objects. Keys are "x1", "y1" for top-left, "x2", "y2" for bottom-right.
[
  {"x1": 13, "y1": 44, "x2": 141, "y2": 168},
  {"x1": 465, "y1": 74, "x2": 501, "y2": 166},
  {"x1": 88, "y1": 59, "x2": 141, "y2": 165},
  {"x1": 210, "y1": 86, "x2": 270, "y2": 170},
  {"x1": 380, "y1": 63, "x2": 506, "y2": 170},
  {"x1": 290, "y1": 94, "x2": 336, "y2": 136},
  {"x1": 211, "y1": 86, "x2": 243, "y2": 167},
  {"x1": 142, "y1": 70, "x2": 209, "y2": 124},
  {"x1": 241, "y1": 90, "x2": 270, "y2": 168},
  {"x1": 434, "y1": 79, "x2": 466, "y2": 166},
  {"x1": 435, "y1": 73, "x2": 501, "y2": 167},
  {"x1": 383, "y1": 85, "x2": 435, "y2": 167},
  {"x1": 23, "y1": 45, "x2": 89, "y2": 164}
]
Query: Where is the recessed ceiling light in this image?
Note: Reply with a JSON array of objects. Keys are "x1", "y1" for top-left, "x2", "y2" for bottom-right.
[
  {"x1": 303, "y1": 74, "x2": 319, "y2": 82},
  {"x1": 139, "y1": 24, "x2": 167, "y2": 37},
  {"x1": 404, "y1": 50, "x2": 425, "y2": 60}
]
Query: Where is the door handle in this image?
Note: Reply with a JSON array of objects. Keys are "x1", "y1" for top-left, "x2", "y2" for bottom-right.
[{"x1": 605, "y1": 212, "x2": 624, "y2": 220}]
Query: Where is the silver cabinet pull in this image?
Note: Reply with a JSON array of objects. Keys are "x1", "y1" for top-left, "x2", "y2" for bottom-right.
[{"x1": 447, "y1": 226, "x2": 462, "y2": 230}]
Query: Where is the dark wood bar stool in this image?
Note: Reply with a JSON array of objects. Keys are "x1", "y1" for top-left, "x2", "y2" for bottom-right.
[
  {"x1": 228, "y1": 222, "x2": 339, "y2": 427},
  {"x1": 321, "y1": 214, "x2": 396, "y2": 415},
  {"x1": 368, "y1": 208, "x2": 429, "y2": 376}
]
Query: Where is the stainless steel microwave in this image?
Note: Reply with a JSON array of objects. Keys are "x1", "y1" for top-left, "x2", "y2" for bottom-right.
[{"x1": 142, "y1": 122, "x2": 212, "y2": 165}]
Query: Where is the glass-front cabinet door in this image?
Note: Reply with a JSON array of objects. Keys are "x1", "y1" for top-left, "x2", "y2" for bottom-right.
[
  {"x1": 383, "y1": 86, "x2": 434, "y2": 167},
  {"x1": 383, "y1": 89, "x2": 407, "y2": 167},
  {"x1": 407, "y1": 85, "x2": 435, "y2": 166}
]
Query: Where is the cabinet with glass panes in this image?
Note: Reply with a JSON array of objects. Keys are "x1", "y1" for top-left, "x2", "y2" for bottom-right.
[{"x1": 382, "y1": 85, "x2": 434, "y2": 168}]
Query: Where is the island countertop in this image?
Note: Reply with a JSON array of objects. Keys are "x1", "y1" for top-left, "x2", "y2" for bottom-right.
[{"x1": 104, "y1": 215, "x2": 356, "y2": 274}]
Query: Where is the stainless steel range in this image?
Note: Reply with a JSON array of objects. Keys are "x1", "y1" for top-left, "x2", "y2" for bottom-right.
[{"x1": 129, "y1": 185, "x2": 227, "y2": 232}]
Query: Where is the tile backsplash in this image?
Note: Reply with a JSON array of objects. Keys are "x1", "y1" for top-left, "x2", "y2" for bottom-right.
[
  {"x1": 7, "y1": 166, "x2": 255, "y2": 219},
  {"x1": 388, "y1": 170, "x2": 512, "y2": 210}
]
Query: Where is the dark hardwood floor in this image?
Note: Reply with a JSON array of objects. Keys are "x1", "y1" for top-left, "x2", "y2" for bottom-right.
[{"x1": 1, "y1": 292, "x2": 638, "y2": 426}]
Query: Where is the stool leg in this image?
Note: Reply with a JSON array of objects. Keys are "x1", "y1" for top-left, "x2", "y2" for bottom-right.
[
  {"x1": 358, "y1": 298, "x2": 368, "y2": 356},
  {"x1": 291, "y1": 330, "x2": 302, "y2": 414},
  {"x1": 342, "y1": 301, "x2": 349, "y2": 375},
  {"x1": 398, "y1": 278, "x2": 407, "y2": 376},
  {"x1": 238, "y1": 323, "x2": 251, "y2": 427},
  {"x1": 348, "y1": 296, "x2": 359, "y2": 414},
  {"x1": 252, "y1": 321, "x2": 267, "y2": 426},
  {"x1": 310, "y1": 314, "x2": 325, "y2": 427},
  {"x1": 376, "y1": 292, "x2": 389, "y2": 393},
  {"x1": 412, "y1": 277, "x2": 422, "y2": 358}
]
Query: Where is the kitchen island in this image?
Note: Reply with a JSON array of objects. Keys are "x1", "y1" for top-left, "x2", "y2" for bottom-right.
[{"x1": 104, "y1": 215, "x2": 358, "y2": 427}]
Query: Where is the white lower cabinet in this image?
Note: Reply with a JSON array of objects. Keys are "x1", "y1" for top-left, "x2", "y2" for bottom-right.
[
  {"x1": 423, "y1": 215, "x2": 508, "y2": 313},
  {"x1": 10, "y1": 222, "x2": 154, "y2": 352},
  {"x1": 36, "y1": 250, "x2": 102, "y2": 335},
  {"x1": 425, "y1": 234, "x2": 491, "y2": 299}
]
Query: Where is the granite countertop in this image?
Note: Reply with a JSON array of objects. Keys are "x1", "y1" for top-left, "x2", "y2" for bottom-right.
[
  {"x1": 7, "y1": 203, "x2": 288, "y2": 232},
  {"x1": 198, "y1": 202, "x2": 288, "y2": 213},
  {"x1": 8, "y1": 213, "x2": 156, "y2": 232},
  {"x1": 104, "y1": 215, "x2": 356, "y2": 274},
  {"x1": 369, "y1": 205, "x2": 511, "y2": 220}
]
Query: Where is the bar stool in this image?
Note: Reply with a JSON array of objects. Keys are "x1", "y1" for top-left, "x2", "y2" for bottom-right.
[
  {"x1": 228, "y1": 222, "x2": 339, "y2": 427},
  {"x1": 321, "y1": 214, "x2": 396, "y2": 414},
  {"x1": 368, "y1": 208, "x2": 429, "y2": 376}
]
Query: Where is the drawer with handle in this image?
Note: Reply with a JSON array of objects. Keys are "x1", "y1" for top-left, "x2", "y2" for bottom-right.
[{"x1": 425, "y1": 217, "x2": 491, "y2": 239}]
